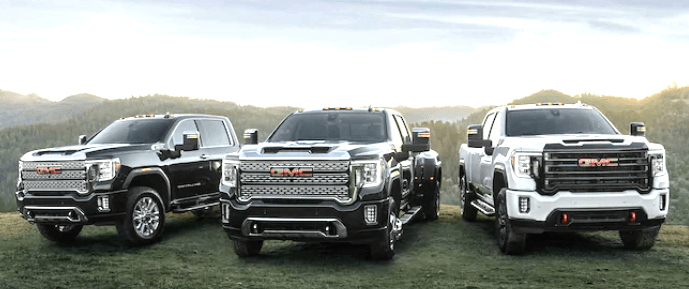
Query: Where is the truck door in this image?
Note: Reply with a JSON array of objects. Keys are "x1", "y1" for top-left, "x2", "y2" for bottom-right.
[
  {"x1": 478, "y1": 110, "x2": 503, "y2": 203},
  {"x1": 166, "y1": 118, "x2": 210, "y2": 200},
  {"x1": 195, "y1": 119, "x2": 238, "y2": 196},
  {"x1": 390, "y1": 114, "x2": 414, "y2": 196},
  {"x1": 472, "y1": 112, "x2": 496, "y2": 197}
]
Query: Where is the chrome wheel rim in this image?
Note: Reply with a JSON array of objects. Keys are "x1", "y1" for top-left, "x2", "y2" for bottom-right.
[{"x1": 133, "y1": 196, "x2": 160, "y2": 238}]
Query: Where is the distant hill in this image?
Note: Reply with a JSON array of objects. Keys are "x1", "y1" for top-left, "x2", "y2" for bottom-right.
[
  {"x1": 393, "y1": 105, "x2": 477, "y2": 123},
  {"x1": 0, "y1": 90, "x2": 105, "y2": 130}
]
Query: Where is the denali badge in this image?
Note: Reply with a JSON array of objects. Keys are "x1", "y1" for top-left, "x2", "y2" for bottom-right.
[
  {"x1": 270, "y1": 167, "x2": 313, "y2": 177},
  {"x1": 578, "y1": 158, "x2": 618, "y2": 167},
  {"x1": 36, "y1": 166, "x2": 61, "y2": 174}
]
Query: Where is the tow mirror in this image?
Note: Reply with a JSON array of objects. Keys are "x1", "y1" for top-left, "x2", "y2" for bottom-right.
[
  {"x1": 174, "y1": 131, "x2": 200, "y2": 152},
  {"x1": 467, "y1": 124, "x2": 491, "y2": 148},
  {"x1": 630, "y1": 122, "x2": 645, "y2": 137},
  {"x1": 78, "y1": 135, "x2": 87, "y2": 145},
  {"x1": 402, "y1": 128, "x2": 431, "y2": 152},
  {"x1": 244, "y1": 129, "x2": 259, "y2": 145}
]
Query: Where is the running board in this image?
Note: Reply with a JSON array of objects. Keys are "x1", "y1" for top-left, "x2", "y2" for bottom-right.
[
  {"x1": 172, "y1": 202, "x2": 219, "y2": 213},
  {"x1": 399, "y1": 206, "x2": 423, "y2": 225},
  {"x1": 471, "y1": 199, "x2": 495, "y2": 216}
]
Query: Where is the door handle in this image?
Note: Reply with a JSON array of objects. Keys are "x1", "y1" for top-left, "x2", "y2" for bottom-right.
[{"x1": 200, "y1": 154, "x2": 209, "y2": 160}]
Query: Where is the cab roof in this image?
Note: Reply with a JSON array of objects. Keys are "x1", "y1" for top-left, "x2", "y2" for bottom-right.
[{"x1": 505, "y1": 101, "x2": 594, "y2": 111}]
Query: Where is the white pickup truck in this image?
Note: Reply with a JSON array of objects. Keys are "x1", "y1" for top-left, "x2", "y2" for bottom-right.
[{"x1": 458, "y1": 102, "x2": 669, "y2": 254}]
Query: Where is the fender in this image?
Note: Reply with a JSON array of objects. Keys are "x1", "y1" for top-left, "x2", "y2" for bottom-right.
[
  {"x1": 387, "y1": 163, "x2": 402, "y2": 200},
  {"x1": 122, "y1": 167, "x2": 172, "y2": 211}
]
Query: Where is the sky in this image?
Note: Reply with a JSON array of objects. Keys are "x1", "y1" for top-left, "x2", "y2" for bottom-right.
[{"x1": 1, "y1": 0, "x2": 688, "y2": 108}]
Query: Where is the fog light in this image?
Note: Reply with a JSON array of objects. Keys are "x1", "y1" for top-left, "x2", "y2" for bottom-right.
[
  {"x1": 629, "y1": 212, "x2": 637, "y2": 222},
  {"x1": 518, "y1": 196, "x2": 530, "y2": 213},
  {"x1": 364, "y1": 205, "x2": 377, "y2": 225},
  {"x1": 97, "y1": 195, "x2": 110, "y2": 212},
  {"x1": 222, "y1": 203, "x2": 231, "y2": 223}
]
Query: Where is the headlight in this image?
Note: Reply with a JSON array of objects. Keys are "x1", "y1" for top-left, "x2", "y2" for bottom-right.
[
  {"x1": 511, "y1": 152, "x2": 541, "y2": 179},
  {"x1": 649, "y1": 151, "x2": 666, "y2": 177},
  {"x1": 352, "y1": 159, "x2": 386, "y2": 188},
  {"x1": 85, "y1": 158, "x2": 121, "y2": 182},
  {"x1": 222, "y1": 159, "x2": 240, "y2": 188}
]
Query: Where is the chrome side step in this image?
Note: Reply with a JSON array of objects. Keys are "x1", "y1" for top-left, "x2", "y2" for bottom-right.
[
  {"x1": 400, "y1": 205, "x2": 423, "y2": 225},
  {"x1": 471, "y1": 199, "x2": 495, "y2": 216}
]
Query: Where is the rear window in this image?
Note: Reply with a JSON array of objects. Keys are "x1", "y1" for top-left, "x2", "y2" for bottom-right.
[
  {"x1": 88, "y1": 119, "x2": 173, "y2": 144},
  {"x1": 506, "y1": 108, "x2": 618, "y2": 136},
  {"x1": 269, "y1": 112, "x2": 387, "y2": 143}
]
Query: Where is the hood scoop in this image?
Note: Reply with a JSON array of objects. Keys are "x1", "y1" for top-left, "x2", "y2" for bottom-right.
[
  {"x1": 262, "y1": 146, "x2": 332, "y2": 154},
  {"x1": 35, "y1": 149, "x2": 80, "y2": 156}
]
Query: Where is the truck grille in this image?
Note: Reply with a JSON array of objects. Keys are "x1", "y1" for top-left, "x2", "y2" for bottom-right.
[
  {"x1": 238, "y1": 161, "x2": 351, "y2": 203},
  {"x1": 542, "y1": 149, "x2": 650, "y2": 194},
  {"x1": 20, "y1": 161, "x2": 88, "y2": 194}
]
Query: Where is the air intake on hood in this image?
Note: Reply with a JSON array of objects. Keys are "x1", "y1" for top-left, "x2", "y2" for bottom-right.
[
  {"x1": 262, "y1": 146, "x2": 332, "y2": 154},
  {"x1": 562, "y1": 139, "x2": 624, "y2": 144}
]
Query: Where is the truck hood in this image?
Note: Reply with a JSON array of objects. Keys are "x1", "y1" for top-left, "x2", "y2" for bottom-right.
[
  {"x1": 503, "y1": 134, "x2": 663, "y2": 152},
  {"x1": 237, "y1": 141, "x2": 390, "y2": 160},
  {"x1": 20, "y1": 143, "x2": 151, "y2": 162}
]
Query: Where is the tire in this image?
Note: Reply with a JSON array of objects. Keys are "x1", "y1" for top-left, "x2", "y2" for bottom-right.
[
  {"x1": 619, "y1": 226, "x2": 660, "y2": 250},
  {"x1": 423, "y1": 180, "x2": 440, "y2": 221},
  {"x1": 117, "y1": 186, "x2": 166, "y2": 246},
  {"x1": 370, "y1": 199, "x2": 400, "y2": 260},
  {"x1": 495, "y1": 188, "x2": 526, "y2": 255},
  {"x1": 36, "y1": 224, "x2": 83, "y2": 242},
  {"x1": 233, "y1": 240, "x2": 264, "y2": 257},
  {"x1": 459, "y1": 172, "x2": 478, "y2": 222}
]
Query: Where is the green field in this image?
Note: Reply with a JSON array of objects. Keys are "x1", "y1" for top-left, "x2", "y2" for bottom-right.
[{"x1": 1, "y1": 205, "x2": 688, "y2": 289}]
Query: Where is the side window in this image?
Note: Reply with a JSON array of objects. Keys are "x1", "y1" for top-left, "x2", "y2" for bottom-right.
[
  {"x1": 394, "y1": 115, "x2": 411, "y2": 142},
  {"x1": 389, "y1": 115, "x2": 404, "y2": 149},
  {"x1": 488, "y1": 111, "x2": 503, "y2": 145},
  {"x1": 482, "y1": 113, "x2": 496, "y2": 140},
  {"x1": 169, "y1": 119, "x2": 199, "y2": 148},
  {"x1": 197, "y1": 119, "x2": 232, "y2": 147}
]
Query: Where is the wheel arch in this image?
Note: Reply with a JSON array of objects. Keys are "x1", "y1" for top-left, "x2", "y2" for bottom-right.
[{"x1": 123, "y1": 168, "x2": 172, "y2": 211}]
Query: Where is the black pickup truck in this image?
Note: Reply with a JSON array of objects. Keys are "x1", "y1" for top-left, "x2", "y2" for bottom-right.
[
  {"x1": 219, "y1": 107, "x2": 442, "y2": 259},
  {"x1": 16, "y1": 113, "x2": 240, "y2": 245}
]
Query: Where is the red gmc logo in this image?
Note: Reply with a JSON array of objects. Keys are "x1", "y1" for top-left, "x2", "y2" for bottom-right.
[
  {"x1": 270, "y1": 167, "x2": 313, "y2": 177},
  {"x1": 578, "y1": 158, "x2": 618, "y2": 167},
  {"x1": 36, "y1": 167, "x2": 61, "y2": 174}
]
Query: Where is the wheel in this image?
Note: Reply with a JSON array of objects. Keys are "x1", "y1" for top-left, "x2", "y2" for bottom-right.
[
  {"x1": 36, "y1": 224, "x2": 83, "y2": 242},
  {"x1": 423, "y1": 180, "x2": 440, "y2": 221},
  {"x1": 619, "y1": 226, "x2": 660, "y2": 250},
  {"x1": 117, "y1": 186, "x2": 166, "y2": 246},
  {"x1": 459, "y1": 172, "x2": 478, "y2": 221},
  {"x1": 370, "y1": 199, "x2": 401, "y2": 260},
  {"x1": 495, "y1": 188, "x2": 526, "y2": 255},
  {"x1": 233, "y1": 240, "x2": 264, "y2": 257}
]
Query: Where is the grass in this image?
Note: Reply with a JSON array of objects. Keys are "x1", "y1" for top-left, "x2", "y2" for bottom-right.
[{"x1": 1, "y1": 205, "x2": 688, "y2": 289}]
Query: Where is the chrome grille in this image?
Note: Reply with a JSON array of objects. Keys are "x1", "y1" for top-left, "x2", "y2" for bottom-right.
[
  {"x1": 239, "y1": 185, "x2": 350, "y2": 201},
  {"x1": 241, "y1": 173, "x2": 348, "y2": 185},
  {"x1": 543, "y1": 149, "x2": 650, "y2": 194},
  {"x1": 240, "y1": 161, "x2": 349, "y2": 172},
  {"x1": 238, "y1": 160, "x2": 351, "y2": 203},
  {"x1": 21, "y1": 161, "x2": 88, "y2": 194}
]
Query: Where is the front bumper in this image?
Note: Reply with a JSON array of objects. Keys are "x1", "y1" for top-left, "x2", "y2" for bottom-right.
[
  {"x1": 221, "y1": 198, "x2": 389, "y2": 244},
  {"x1": 15, "y1": 190, "x2": 129, "y2": 225},
  {"x1": 506, "y1": 189, "x2": 669, "y2": 233}
]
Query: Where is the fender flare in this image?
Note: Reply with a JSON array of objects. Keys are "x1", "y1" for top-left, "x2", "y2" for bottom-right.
[{"x1": 122, "y1": 168, "x2": 172, "y2": 211}]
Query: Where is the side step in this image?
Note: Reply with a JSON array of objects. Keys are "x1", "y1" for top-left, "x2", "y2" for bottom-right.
[
  {"x1": 470, "y1": 199, "x2": 495, "y2": 216},
  {"x1": 400, "y1": 206, "x2": 423, "y2": 225},
  {"x1": 170, "y1": 193, "x2": 220, "y2": 213}
]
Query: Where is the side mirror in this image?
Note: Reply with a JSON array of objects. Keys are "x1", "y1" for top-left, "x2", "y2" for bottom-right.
[
  {"x1": 174, "y1": 131, "x2": 200, "y2": 152},
  {"x1": 467, "y1": 124, "x2": 491, "y2": 148},
  {"x1": 630, "y1": 122, "x2": 645, "y2": 136},
  {"x1": 78, "y1": 135, "x2": 87, "y2": 145},
  {"x1": 244, "y1": 129, "x2": 259, "y2": 145},
  {"x1": 402, "y1": 128, "x2": 431, "y2": 152}
]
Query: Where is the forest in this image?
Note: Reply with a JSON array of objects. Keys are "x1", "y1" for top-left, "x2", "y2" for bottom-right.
[{"x1": 2, "y1": 85, "x2": 688, "y2": 226}]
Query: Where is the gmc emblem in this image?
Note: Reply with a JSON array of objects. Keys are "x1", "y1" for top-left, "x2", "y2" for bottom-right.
[
  {"x1": 36, "y1": 167, "x2": 61, "y2": 174},
  {"x1": 578, "y1": 158, "x2": 618, "y2": 167},
  {"x1": 270, "y1": 167, "x2": 313, "y2": 178}
]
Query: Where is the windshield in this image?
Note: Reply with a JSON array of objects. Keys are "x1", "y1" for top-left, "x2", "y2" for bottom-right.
[
  {"x1": 506, "y1": 108, "x2": 618, "y2": 136},
  {"x1": 269, "y1": 112, "x2": 387, "y2": 143},
  {"x1": 87, "y1": 119, "x2": 174, "y2": 145}
]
